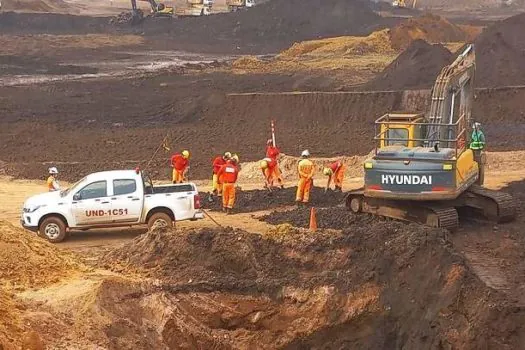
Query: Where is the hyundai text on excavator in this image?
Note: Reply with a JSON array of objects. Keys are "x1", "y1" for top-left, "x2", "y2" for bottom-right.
[
  {"x1": 346, "y1": 44, "x2": 516, "y2": 230},
  {"x1": 131, "y1": 0, "x2": 174, "y2": 22}
]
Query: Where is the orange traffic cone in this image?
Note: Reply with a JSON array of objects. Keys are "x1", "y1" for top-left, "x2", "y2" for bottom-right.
[{"x1": 309, "y1": 207, "x2": 317, "y2": 232}]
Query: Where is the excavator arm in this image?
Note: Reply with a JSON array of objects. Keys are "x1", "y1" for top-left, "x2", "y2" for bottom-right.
[{"x1": 426, "y1": 44, "x2": 475, "y2": 149}]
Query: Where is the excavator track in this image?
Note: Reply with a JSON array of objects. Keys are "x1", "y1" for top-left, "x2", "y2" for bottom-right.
[
  {"x1": 346, "y1": 185, "x2": 517, "y2": 231},
  {"x1": 462, "y1": 185, "x2": 517, "y2": 223},
  {"x1": 347, "y1": 192, "x2": 459, "y2": 231}
]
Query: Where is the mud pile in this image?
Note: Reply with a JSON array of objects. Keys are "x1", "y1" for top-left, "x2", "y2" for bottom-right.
[
  {"x1": 262, "y1": 206, "x2": 381, "y2": 229},
  {"x1": 366, "y1": 39, "x2": 453, "y2": 90},
  {"x1": 200, "y1": 186, "x2": 347, "y2": 213},
  {"x1": 475, "y1": 13, "x2": 525, "y2": 87},
  {"x1": 389, "y1": 14, "x2": 469, "y2": 50},
  {"x1": 100, "y1": 225, "x2": 525, "y2": 348},
  {"x1": 0, "y1": 220, "x2": 82, "y2": 289}
]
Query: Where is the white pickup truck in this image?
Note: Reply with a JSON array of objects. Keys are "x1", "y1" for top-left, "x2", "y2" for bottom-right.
[{"x1": 21, "y1": 169, "x2": 204, "y2": 243}]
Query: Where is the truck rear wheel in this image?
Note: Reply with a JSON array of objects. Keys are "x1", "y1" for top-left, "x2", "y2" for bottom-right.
[
  {"x1": 147, "y1": 212, "x2": 173, "y2": 230},
  {"x1": 39, "y1": 217, "x2": 67, "y2": 243}
]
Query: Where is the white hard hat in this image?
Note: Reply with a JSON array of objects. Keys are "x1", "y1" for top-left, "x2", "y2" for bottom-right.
[
  {"x1": 473, "y1": 122, "x2": 481, "y2": 128},
  {"x1": 48, "y1": 167, "x2": 58, "y2": 174},
  {"x1": 301, "y1": 149, "x2": 310, "y2": 157}
]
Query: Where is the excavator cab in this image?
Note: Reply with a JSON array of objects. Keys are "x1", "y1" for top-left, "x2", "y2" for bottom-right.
[{"x1": 378, "y1": 113, "x2": 426, "y2": 148}]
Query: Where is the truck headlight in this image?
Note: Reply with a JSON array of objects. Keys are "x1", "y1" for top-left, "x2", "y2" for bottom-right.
[
  {"x1": 443, "y1": 164, "x2": 453, "y2": 170},
  {"x1": 23, "y1": 205, "x2": 46, "y2": 213},
  {"x1": 364, "y1": 162, "x2": 373, "y2": 169}
]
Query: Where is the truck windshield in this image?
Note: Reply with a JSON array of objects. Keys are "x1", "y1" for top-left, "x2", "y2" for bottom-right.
[{"x1": 60, "y1": 177, "x2": 86, "y2": 197}]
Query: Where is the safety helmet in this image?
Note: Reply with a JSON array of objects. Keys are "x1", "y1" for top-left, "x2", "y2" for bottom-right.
[
  {"x1": 260, "y1": 159, "x2": 268, "y2": 169},
  {"x1": 182, "y1": 150, "x2": 190, "y2": 159},
  {"x1": 473, "y1": 122, "x2": 481, "y2": 129},
  {"x1": 323, "y1": 167, "x2": 333, "y2": 176},
  {"x1": 232, "y1": 154, "x2": 239, "y2": 163},
  {"x1": 48, "y1": 167, "x2": 58, "y2": 175},
  {"x1": 224, "y1": 151, "x2": 232, "y2": 159},
  {"x1": 301, "y1": 149, "x2": 310, "y2": 157},
  {"x1": 267, "y1": 139, "x2": 273, "y2": 145}
]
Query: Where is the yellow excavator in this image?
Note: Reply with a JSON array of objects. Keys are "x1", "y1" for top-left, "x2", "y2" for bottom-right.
[
  {"x1": 346, "y1": 44, "x2": 516, "y2": 230},
  {"x1": 131, "y1": 0, "x2": 174, "y2": 22}
]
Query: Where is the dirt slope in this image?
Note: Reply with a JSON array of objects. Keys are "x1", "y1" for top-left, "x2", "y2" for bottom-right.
[
  {"x1": 475, "y1": 12, "x2": 525, "y2": 87},
  {"x1": 99, "y1": 224, "x2": 525, "y2": 348},
  {"x1": 365, "y1": 39, "x2": 454, "y2": 90}
]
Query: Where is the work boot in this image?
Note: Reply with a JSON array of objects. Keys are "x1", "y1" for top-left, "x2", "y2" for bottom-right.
[
  {"x1": 222, "y1": 207, "x2": 227, "y2": 213},
  {"x1": 335, "y1": 186, "x2": 342, "y2": 192},
  {"x1": 296, "y1": 201, "x2": 302, "y2": 207},
  {"x1": 226, "y1": 208, "x2": 233, "y2": 215}
]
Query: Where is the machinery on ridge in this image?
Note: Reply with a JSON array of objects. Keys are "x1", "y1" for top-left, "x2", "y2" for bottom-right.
[
  {"x1": 346, "y1": 44, "x2": 516, "y2": 230},
  {"x1": 131, "y1": 0, "x2": 174, "y2": 22}
]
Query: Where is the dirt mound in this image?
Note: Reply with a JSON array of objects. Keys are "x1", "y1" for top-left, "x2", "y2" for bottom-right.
[
  {"x1": 390, "y1": 13, "x2": 469, "y2": 50},
  {"x1": 475, "y1": 13, "x2": 525, "y2": 87},
  {"x1": 366, "y1": 39, "x2": 453, "y2": 90},
  {"x1": 262, "y1": 206, "x2": 381, "y2": 229},
  {"x1": 0, "y1": 220, "x2": 82, "y2": 289},
  {"x1": 200, "y1": 186, "x2": 347, "y2": 213},
  {"x1": 101, "y1": 225, "x2": 525, "y2": 348}
]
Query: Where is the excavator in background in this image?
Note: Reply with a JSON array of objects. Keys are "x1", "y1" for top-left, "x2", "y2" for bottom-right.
[
  {"x1": 346, "y1": 44, "x2": 516, "y2": 230},
  {"x1": 392, "y1": 0, "x2": 417, "y2": 8},
  {"x1": 131, "y1": 0, "x2": 174, "y2": 22},
  {"x1": 175, "y1": 0, "x2": 213, "y2": 16},
  {"x1": 226, "y1": 0, "x2": 256, "y2": 11}
]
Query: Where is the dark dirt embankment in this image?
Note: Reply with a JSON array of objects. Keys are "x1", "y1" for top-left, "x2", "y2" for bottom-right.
[
  {"x1": 1, "y1": 77, "x2": 524, "y2": 182},
  {"x1": 98, "y1": 224, "x2": 525, "y2": 349},
  {"x1": 365, "y1": 39, "x2": 454, "y2": 90},
  {"x1": 369, "y1": 13, "x2": 525, "y2": 89},
  {"x1": 475, "y1": 12, "x2": 525, "y2": 87},
  {"x1": 0, "y1": 0, "x2": 392, "y2": 54}
]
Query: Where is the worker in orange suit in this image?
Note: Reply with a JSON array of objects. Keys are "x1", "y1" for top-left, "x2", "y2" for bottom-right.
[
  {"x1": 265, "y1": 139, "x2": 284, "y2": 188},
  {"x1": 212, "y1": 152, "x2": 231, "y2": 196},
  {"x1": 217, "y1": 154, "x2": 239, "y2": 214},
  {"x1": 296, "y1": 149, "x2": 315, "y2": 205},
  {"x1": 171, "y1": 150, "x2": 190, "y2": 184},
  {"x1": 324, "y1": 160, "x2": 346, "y2": 192}
]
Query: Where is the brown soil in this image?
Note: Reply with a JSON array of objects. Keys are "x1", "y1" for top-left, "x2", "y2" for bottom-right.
[
  {"x1": 475, "y1": 12, "x2": 525, "y2": 87},
  {"x1": 0, "y1": 220, "x2": 83, "y2": 290},
  {"x1": 1, "y1": 79, "x2": 524, "y2": 182},
  {"x1": 365, "y1": 39, "x2": 454, "y2": 90},
  {"x1": 97, "y1": 223, "x2": 525, "y2": 348},
  {"x1": 390, "y1": 13, "x2": 470, "y2": 50}
]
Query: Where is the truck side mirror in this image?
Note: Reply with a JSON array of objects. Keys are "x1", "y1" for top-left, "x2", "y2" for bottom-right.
[{"x1": 73, "y1": 193, "x2": 81, "y2": 201}]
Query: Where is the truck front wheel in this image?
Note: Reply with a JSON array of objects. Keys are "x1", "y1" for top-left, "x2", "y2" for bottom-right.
[
  {"x1": 147, "y1": 212, "x2": 173, "y2": 230},
  {"x1": 39, "y1": 217, "x2": 67, "y2": 243}
]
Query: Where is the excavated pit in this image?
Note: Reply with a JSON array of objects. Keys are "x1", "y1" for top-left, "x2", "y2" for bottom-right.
[{"x1": 94, "y1": 224, "x2": 525, "y2": 349}]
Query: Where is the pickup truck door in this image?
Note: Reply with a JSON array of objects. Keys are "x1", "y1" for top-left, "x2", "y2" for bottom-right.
[
  {"x1": 110, "y1": 178, "x2": 142, "y2": 223},
  {"x1": 71, "y1": 181, "x2": 112, "y2": 226}
]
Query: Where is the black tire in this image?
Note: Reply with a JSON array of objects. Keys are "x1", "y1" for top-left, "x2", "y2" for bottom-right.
[
  {"x1": 39, "y1": 217, "x2": 67, "y2": 243},
  {"x1": 349, "y1": 197, "x2": 362, "y2": 213},
  {"x1": 147, "y1": 212, "x2": 173, "y2": 230}
]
